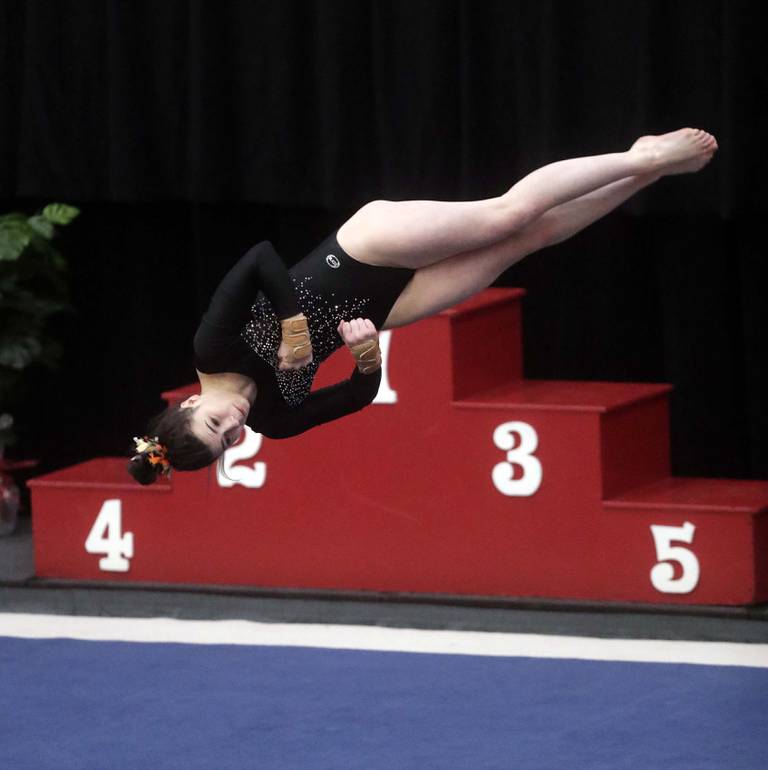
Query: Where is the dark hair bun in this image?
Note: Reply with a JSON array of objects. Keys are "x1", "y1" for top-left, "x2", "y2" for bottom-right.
[
  {"x1": 128, "y1": 405, "x2": 215, "y2": 482},
  {"x1": 127, "y1": 453, "x2": 160, "y2": 486}
]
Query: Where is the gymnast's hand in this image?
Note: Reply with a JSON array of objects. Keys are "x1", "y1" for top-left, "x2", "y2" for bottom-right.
[
  {"x1": 337, "y1": 318, "x2": 382, "y2": 374},
  {"x1": 278, "y1": 313, "x2": 314, "y2": 370}
]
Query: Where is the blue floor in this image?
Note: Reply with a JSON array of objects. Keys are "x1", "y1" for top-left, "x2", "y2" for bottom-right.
[{"x1": 1, "y1": 636, "x2": 767, "y2": 769}]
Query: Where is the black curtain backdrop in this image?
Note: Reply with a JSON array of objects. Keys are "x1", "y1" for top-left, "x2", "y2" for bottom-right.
[{"x1": 1, "y1": 0, "x2": 766, "y2": 483}]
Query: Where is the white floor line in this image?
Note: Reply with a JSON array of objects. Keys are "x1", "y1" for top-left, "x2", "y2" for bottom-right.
[{"x1": 1, "y1": 613, "x2": 767, "y2": 669}]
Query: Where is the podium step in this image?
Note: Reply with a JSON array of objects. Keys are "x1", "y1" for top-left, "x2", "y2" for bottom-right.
[
  {"x1": 455, "y1": 379, "x2": 672, "y2": 498},
  {"x1": 29, "y1": 459, "x2": 174, "y2": 581},
  {"x1": 456, "y1": 379, "x2": 672, "y2": 412},
  {"x1": 600, "y1": 476, "x2": 768, "y2": 605},
  {"x1": 605, "y1": 476, "x2": 768, "y2": 512},
  {"x1": 28, "y1": 458, "x2": 173, "y2": 492}
]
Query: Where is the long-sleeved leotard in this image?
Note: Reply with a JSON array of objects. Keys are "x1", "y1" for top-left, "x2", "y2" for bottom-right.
[{"x1": 193, "y1": 233, "x2": 414, "y2": 438}]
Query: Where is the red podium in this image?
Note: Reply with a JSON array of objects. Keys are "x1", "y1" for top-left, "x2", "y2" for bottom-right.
[{"x1": 30, "y1": 289, "x2": 768, "y2": 605}]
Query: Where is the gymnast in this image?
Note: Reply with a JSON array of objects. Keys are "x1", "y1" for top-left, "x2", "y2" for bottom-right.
[{"x1": 129, "y1": 128, "x2": 717, "y2": 484}]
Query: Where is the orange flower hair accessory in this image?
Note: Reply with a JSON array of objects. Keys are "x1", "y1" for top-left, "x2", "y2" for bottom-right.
[{"x1": 132, "y1": 436, "x2": 171, "y2": 477}]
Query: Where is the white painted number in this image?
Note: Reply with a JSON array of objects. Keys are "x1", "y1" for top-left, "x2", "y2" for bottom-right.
[
  {"x1": 85, "y1": 499, "x2": 134, "y2": 572},
  {"x1": 492, "y1": 421, "x2": 543, "y2": 497},
  {"x1": 650, "y1": 521, "x2": 700, "y2": 594},
  {"x1": 218, "y1": 426, "x2": 267, "y2": 488},
  {"x1": 373, "y1": 330, "x2": 397, "y2": 405}
]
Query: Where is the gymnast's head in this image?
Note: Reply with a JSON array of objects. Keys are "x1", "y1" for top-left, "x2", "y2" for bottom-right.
[{"x1": 127, "y1": 392, "x2": 247, "y2": 485}]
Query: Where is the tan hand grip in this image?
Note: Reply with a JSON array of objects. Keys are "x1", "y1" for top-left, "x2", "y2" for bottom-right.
[
  {"x1": 280, "y1": 316, "x2": 312, "y2": 362},
  {"x1": 349, "y1": 338, "x2": 381, "y2": 374}
]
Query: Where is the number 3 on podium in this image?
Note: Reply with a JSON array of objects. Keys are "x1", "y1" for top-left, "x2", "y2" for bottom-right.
[{"x1": 491, "y1": 421, "x2": 543, "y2": 497}]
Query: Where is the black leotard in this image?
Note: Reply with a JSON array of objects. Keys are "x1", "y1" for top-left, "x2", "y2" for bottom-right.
[{"x1": 193, "y1": 231, "x2": 414, "y2": 438}]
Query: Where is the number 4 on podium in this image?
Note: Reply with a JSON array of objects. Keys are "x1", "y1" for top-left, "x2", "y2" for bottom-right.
[{"x1": 84, "y1": 499, "x2": 134, "y2": 572}]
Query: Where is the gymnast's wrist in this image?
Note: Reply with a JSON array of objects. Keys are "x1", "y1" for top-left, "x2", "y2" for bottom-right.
[
  {"x1": 280, "y1": 313, "x2": 311, "y2": 360},
  {"x1": 349, "y1": 339, "x2": 382, "y2": 374},
  {"x1": 280, "y1": 313, "x2": 307, "y2": 336},
  {"x1": 280, "y1": 312, "x2": 306, "y2": 327}
]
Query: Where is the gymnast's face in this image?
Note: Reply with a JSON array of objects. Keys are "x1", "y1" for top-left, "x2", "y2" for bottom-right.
[{"x1": 179, "y1": 392, "x2": 249, "y2": 455}]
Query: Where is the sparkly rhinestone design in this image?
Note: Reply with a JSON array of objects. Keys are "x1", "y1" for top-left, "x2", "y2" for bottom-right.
[{"x1": 242, "y1": 275, "x2": 370, "y2": 406}]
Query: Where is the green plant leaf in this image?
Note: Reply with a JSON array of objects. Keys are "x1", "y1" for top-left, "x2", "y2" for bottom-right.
[
  {"x1": 0, "y1": 336, "x2": 42, "y2": 370},
  {"x1": 0, "y1": 223, "x2": 32, "y2": 262},
  {"x1": 0, "y1": 213, "x2": 27, "y2": 226},
  {"x1": 42, "y1": 203, "x2": 80, "y2": 226},
  {"x1": 0, "y1": 202, "x2": 76, "y2": 436},
  {"x1": 26, "y1": 242, "x2": 67, "y2": 275},
  {"x1": 19, "y1": 236, "x2": 68, "y2": 274},
  {"x1": 28, "y1": 215, "x2": 55, "y2": 240}
]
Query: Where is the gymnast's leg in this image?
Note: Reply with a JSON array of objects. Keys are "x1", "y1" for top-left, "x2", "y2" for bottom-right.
[
  {"x1": 381, "y1": 170, "x2": 663, "y2": 329},
  {"x1": 338, "y1": 128, "x2": 717, "y2": 270}
]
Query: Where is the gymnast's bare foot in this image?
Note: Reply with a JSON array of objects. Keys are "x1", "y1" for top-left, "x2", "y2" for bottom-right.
[{"x1": 630, "y1": 128, "x2": 718, "y2": 175}]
